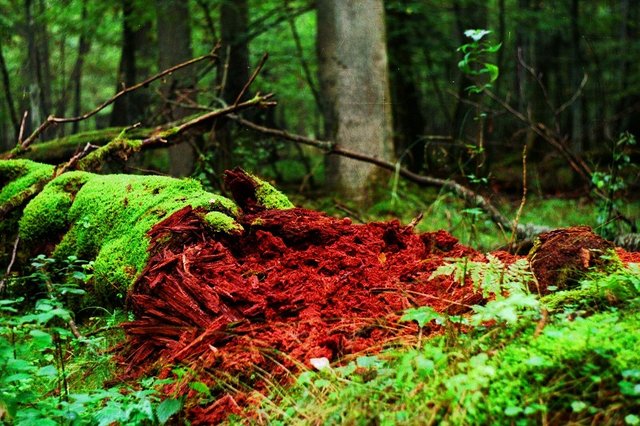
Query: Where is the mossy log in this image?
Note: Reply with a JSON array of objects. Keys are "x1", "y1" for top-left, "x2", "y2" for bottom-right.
[{"x1": 0, "y1": 159, "x2": 293, "y2": 303}]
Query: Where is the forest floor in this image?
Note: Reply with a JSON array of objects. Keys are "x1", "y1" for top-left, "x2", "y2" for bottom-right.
[
  {"x1": 116, "y1": 190, "x2": 640, "y2": 424},
  {"x1": 2, "y1": 186, "x2": 639, "y2": 425}
]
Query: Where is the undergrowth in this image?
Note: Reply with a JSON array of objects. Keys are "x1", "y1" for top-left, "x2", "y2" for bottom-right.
[
  {"x1": 252, "y1": 261, "x2": 640, "y2": 426},
  {"x1": 296, "y1": 179, "x2": 640, "y2": 251},
  {"x1": 0, "y1": 256, "x2": 182, "y2": 425}
]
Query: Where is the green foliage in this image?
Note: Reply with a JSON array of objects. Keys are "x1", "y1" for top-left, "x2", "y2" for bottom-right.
[
  {"x1": 457, "y1": 29, "x2": 501, "y2": 94},
  {"x1": 0, "y1": 255, "x2": 183, "y2": 425},
  {"x1": 262, "y1": 264, "x2": 640, "y2": 425},
  {"x1": 591, "y1": 132, "x2": 638, "y2": 239}
]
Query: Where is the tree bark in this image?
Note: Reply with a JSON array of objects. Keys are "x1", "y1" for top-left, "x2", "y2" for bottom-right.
[
  {"x1": 110, "y1": 0, "x2": 154, "y2": 127},
  {"x1": 71, "y1": 0, "x2": 91, "y2": 134},
  {"x1": 317, "y1": 0, "x2": 393, "y2": 203},
  {"x1": 0, "y1": 41, "x2": 19, "y2": 142},
  {"x1": 23, "y1": 0, "x2": 52, "y2": 138},
  {"x1": 157, "y1": 0, "x2": 196, "y2": 177},
  {"x1": 387, "y1": 6, "x2": 427, "y2": 173},
  {"x1": 215, "y1": 0, "x2": 251, "y2": 173}
]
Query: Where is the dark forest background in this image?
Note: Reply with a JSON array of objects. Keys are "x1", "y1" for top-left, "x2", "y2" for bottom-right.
[{"x1": 1, "y1": 0, "x2": 639, "y2": 198}]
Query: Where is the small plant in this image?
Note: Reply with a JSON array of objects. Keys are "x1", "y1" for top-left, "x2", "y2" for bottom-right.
[
  {"x1": 457, "y1": 29, "x2": 501, "y2": 94},
  {"x1": 430, "y1": 255, "x2": 540, "y2": 325},
  {"x1": 0, "y1": 255, "x2": 183, "y2": 425},
  {"x1": 591, "y1": 131, "x2": 637, "y2": 239}
]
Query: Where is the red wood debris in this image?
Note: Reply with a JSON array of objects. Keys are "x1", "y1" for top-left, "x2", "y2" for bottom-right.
[{"x1": 118, "y1": 170, "x2": 637, "y2": 423}]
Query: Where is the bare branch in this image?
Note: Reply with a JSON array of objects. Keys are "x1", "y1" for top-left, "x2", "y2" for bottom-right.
[
  {"x1": 16, "y1": 46, "x2": 221, "y2": 154},
  {"x1": 18, "y1": 111, "x2": 28, "y2": 145},
  {"x1": 230, "y1": 115, "x2": 551, "y2": 241},
  {"x1": 556, "y1": 73, "x2": 589, "y2": 115},
  {"x1": 233, "y1": 53, "x2": 269, "y2": 107},
  {"x1": 0, "y1": 236, "x2": 20, "y2": 295},
  {"x1": 143, "y1": 93, "x2": 276, "y2": 148}
]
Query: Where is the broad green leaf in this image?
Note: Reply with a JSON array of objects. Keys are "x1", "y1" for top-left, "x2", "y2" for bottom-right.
[
  {"x1": 36, "y1": 365, "x2": 58, "y2": 377},
  {"x1": 484, "y1": 63, "x2": 500, "y2": 83},
  {"x1": 400, "y1": 307, "x2": 444, "y2": 328},
  {"x1": 156, "y1": 398, "x2": 182, "y2": 424}
]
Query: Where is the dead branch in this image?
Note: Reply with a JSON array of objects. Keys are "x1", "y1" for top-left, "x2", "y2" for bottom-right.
[
  {"x1": 229, "y1": 115, "x2": 552, "y2": 241},
  {"x1": 18, "y1": 111, "x2": 28, "y2": 145},
  {"x1": 0, "y1": 236, "x2": 20, "y2": 295},
  {"x1": 13, "y1": 46, "x2": 220, "y2": 156},
  {"x1": 233, "y1": 53, "x2": 269, "y2": 107},
  {"x1": 142, "y1": 93, "x2": 275, "y2": 148}
]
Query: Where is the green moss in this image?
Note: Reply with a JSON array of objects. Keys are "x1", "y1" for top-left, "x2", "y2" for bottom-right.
[
  {"x1": 203, "y1": 211, "x2": 243, "y2": 234},
  {"x1": 252, "y1": 174, "x2": 294, "y2": 210},
  {"x1": 19, "y1": 171, "x2": 92, "y2": 244},
  {"x1": 157, "y1": 127, "x2": 180, "y2": 138},
  {"x1": 46, "y1": 174, "x2": 237, "y2": 300},
  {"x1": 22, "y1": 127, "x2": 149, "y2": 163},
  {"x1": 0, "y1": 160, "x2": 54, "y2": 204},
  {"x1": 77, "y1": 138, "x2": 143, "y2": 171}
]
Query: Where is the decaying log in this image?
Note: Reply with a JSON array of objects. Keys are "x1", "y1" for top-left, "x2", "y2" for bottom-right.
[{"x1": 0, "y1": 160, "x2": 290, "y2": 303}]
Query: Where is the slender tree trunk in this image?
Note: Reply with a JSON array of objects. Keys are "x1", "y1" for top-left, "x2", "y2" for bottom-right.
[
  {"x1": 24, "y1": 0, "x2": 52, "y2": 138},
  {"x1": 387, "y1": 7, "x2": 426, "y2": 172},
  {"x1": 570, "y1": 0, "x2": 584, "y2": 153},
  {"x1": 157, "y1": 0, "x2": 196, "y2": 177},
  {"x1": 617, "y1": 0, "x2": 639, "y2": 137},
  {"x1": 215, "y1": 0, "x2": 250, "y2": 173},
  {"x1": 110, "y1": 0, "x2": 153, "y2": 127},
  {"x1": 0, "y1": 41, "x2": 19, "y2": 140},
  {"x1": 317, "y1": 0, "x2": 393, "y2": 203},
  {"x1": 71, "y1": 0, "x2": 91, "y2": 134}
]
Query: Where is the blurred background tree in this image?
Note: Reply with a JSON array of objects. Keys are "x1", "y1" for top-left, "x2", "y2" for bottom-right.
[{"x1": 0, "y1": 0, "x2": 638, "y2": 206}]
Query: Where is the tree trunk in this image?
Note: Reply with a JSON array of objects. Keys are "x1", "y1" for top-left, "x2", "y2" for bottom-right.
[
  {"x1": 317, "y1": 0, "x2": 393, "y2": 203},
  {"x1": 215, "y1": 0, "x2": 251, "y2": 174},
  {"x1": 387, "y1": 6, "x2": 427, "y2": 173},
  {"x1": 570, "y1": 0, "x2": 584, "y2": 153},
  {"x1": 110, "y1": 0, "x2": 154, "y2": 127},
  {"x1": 24, "y1": 0, "x2": 52, "y2": 138},
  {"x1": 0, "y1": 41, "x2": 19, "y2": 142},
  {"x1": 71, "y1": 0, "x2": 91, "y2": 134},
  {"x1": 157, "y1": 0, "x2": 196, "y2": 177}
]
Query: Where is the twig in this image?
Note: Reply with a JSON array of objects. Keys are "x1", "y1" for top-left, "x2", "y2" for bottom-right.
[
  {"x1": 142, "y1": 93, "x2": 276, "y2": 147},
  {"x1": 17, "y1": 47, "x2": 220, "y2": 153},
  {"x1": 333, "y1": 201, "x2": 365, "y2": 223},
  {"x1": 533, "y1": 308, "x2": 548, "y2": 337},
  {"x1": 510, "y1": 144, "x2": 528, "y2": 249},
  {"x1": 55, "y1": 142, "x2": 99, "y2": 176},
  {"x1": 18, "y1": 111, "x2": 28, "y2": 145},
  {"x1": 233, "y1": 53, "x2": 269, "y2": 107},
  {"x1": 556, "y1": 74, "x2": 589, "y2": 115},
  {"x1": 0, "y1": 236, "x2": 20, "y2": 294}
]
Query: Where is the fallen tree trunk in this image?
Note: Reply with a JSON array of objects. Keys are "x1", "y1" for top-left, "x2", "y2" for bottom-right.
[{"x1": 0, "y1": 160, "x2": 291, "y2": 302}]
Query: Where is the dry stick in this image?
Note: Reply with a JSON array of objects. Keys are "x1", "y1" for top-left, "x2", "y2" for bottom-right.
[
  {"x1": 18, "y1": 111, "x2": 28, "y2": 145},
  {"x1": 229, "y1": 115, "x2": 550, "y2": 240},
  {"x1": 483, "y1": 89, "x2": 592, "y2": 183},
  {"x1": 17, "y1": 46, "x2": 221, "y2": 153},
  {"x1": 232, "y1": 53, "x2": 269, "y2": 107},
  {"x1": 55, "y1": 142, "x2": 99, "y2": 176},
  {"x1": 41, "y1": 277, "x2": 83, "y2": 339},
  {"x1": 510, "y1": 144, "x2": 528, "y2": 248},
  {"x1": 142, "y1": 94, "x2": 275, "y2": 148},
  {"x1": 0, "y1": 236, "x2": 20, "y2": 294}
]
